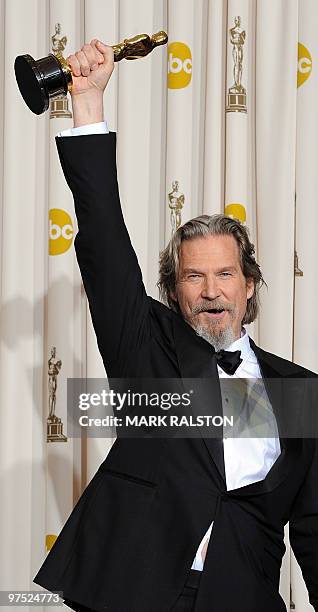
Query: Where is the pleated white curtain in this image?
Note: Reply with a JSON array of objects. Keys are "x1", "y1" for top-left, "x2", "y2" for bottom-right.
[
  {"x1": 0, "y1": 1, "x2": 317, "y2": 610},
  {"x1": 292, "y1": 1, "x2": 318, "y2": 609},
  {"x1": 0, "y1": 0, "x2": 49, "y2": 606}
]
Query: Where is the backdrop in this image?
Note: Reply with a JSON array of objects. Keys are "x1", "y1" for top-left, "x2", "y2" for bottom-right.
[{"x1": 0, "y1": 0, "x2": 317, "y2": 610}]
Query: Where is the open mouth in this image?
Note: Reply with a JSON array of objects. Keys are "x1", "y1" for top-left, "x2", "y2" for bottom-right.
[
  {"x1": 201, "y1": 309, "x2": 226, "y2": 318},
  {"x1": 205, "y1": 308, "x2": 224, "y2": 313}
]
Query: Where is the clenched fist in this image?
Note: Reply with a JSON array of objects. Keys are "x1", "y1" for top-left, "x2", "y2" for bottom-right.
[
  {"x1": 66, "y1": 39, "x2": 114, "y2": 126},
  {"x1": 66, "y1": 39, "x2": 114, "y2": 98}
]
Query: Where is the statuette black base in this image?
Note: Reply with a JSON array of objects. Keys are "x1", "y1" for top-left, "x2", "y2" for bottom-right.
[{"x1": 14, "y1": 53, "x2": 71, "y2": 115}]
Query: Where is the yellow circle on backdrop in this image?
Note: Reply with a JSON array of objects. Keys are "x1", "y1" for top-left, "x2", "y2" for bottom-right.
[
  {"x1": 297, "y1": 43, "x2": 312, "y2": 88},
  {"x1": 46, "y1": 534, "x2": 57, "y2": 552},
  {"x1": 225, "y1": 203, "x2": 246, "y2": 223},
  {"x1": 49, "y1": 208, "x2": 74, "y2": 256},
  {"x1": 168, "y1": 42, "x2": 192, "y2": 89}
]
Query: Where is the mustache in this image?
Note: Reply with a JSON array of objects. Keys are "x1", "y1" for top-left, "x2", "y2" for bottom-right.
[{"x1": 191, "y1": 300, "x2": 235, "y2": 315}]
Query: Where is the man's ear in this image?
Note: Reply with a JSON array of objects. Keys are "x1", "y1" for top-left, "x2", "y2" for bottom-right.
[
  {"x1": 246, "y1": 278, "x2": 254, "y2": 300},
  {"x1": 170, "y1": 289, "x2": 177, "y2": 303}
]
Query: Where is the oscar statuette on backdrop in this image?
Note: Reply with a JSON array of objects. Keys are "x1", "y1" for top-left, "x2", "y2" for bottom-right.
[
  {"x1": 226, "y1": 16, "x2": 247, "y2": 113},
  {"x1": 168, "y1": 181, "x2": 185, "y2": 236},
  {"x1": 49, "y1": 23, "x2": 72, "y2": 119},
  {"x1": 47, "y1": 346, "x2": 67, "y2": 443}
]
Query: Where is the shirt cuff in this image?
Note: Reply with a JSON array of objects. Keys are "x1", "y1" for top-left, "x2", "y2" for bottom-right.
[{"x1": 56, "y1": 120, "x2": 109, "y2": 137}]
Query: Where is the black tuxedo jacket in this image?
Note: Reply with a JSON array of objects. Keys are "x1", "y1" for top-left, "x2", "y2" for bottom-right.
[{"x1": 33, "y1": 132, "x2": 318, "y2": 612}]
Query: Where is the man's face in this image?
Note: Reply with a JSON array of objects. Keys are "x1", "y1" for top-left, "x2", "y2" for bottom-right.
[{"x1": 170, "y1": 234, "x2": 254, "y2": 349}]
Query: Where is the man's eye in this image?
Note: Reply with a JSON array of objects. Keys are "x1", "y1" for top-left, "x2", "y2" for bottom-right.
[
  {"x1": 220, "y1": 272, "x2": 231, "y2": 277},
  {"x1": 188, "y1": 274, "x2": 200, "y2": 278}
]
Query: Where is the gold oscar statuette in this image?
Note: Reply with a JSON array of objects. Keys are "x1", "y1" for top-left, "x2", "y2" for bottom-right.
[
  {"x1": 226, "y1": 16, "x2": 247, "y2": 113},
  {"x1": 168, "y1": 181, "x2": 184, "y2": 236},
  {"x1": 14, "y1": 31, "x2": 168, "y2": 115},
  {"x1": 49, "y1": 22, "x2": 72, "y2": 119},
  {"x1": 47, "y1": 346, "x2": 67, "y2": 443}
]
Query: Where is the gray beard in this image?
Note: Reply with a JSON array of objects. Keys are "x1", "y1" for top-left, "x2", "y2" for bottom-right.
[{"x1": 193, "y1": 323, "x2": 237, "y2": 351}]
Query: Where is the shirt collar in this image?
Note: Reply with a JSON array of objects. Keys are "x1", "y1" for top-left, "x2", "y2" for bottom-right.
[{"x1": 224, "y1": 326, "x2": 253, "y2": 362}]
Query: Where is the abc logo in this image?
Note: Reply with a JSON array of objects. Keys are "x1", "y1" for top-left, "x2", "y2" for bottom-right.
[
  {"x1": 225, "y1": 203, "x2": 246, "y2": 224},
  {"x1": 297, "y1": 43, "x2": 312, "y2": 88},
  {"x1": 168, "y1": 42, "x2": 192, "y2": 89},
  {"x1": 49, "y1": 208, "x2": 74, "y2": 256}
]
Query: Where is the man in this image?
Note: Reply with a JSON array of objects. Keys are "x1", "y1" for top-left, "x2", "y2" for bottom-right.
[{"x1": 33, "y1": 40, "x2": 318, "y2": 612}]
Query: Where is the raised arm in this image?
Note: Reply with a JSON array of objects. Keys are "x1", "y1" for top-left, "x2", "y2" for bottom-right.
[{"x1": 56, "y1": 40, "x2": 150, "y2": 373}]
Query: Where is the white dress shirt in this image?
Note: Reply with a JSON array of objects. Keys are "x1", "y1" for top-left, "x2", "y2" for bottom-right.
[{"x1": 56, "y1": 124, "x2": 281, "y2": 573}]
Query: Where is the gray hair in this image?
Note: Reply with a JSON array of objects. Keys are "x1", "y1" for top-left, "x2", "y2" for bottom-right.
[{"x1": 157, "y1": 214, "x2": 266, "y2": 325}]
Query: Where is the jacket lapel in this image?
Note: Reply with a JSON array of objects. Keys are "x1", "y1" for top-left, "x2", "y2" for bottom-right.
[{"x1": 172, "y1": 313, "x2": 226, "y2": 483}]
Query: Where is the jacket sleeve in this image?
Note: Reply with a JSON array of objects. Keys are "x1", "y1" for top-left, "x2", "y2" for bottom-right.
[
  {"x1": 55, "y1": 132, "x2": 150, "y2": 372},
  {"x1": 289, "y1": 439, "x2": 318, "y2": 611}
]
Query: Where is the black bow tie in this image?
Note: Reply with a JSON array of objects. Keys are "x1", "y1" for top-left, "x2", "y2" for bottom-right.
[{"x1": 214, "y1": 349, "x2": 243, "y2": 375}]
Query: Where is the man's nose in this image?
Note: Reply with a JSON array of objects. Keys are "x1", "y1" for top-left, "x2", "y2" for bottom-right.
[{"x1": 200, "y1": 277, "x2": 221, "y2": 299}]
